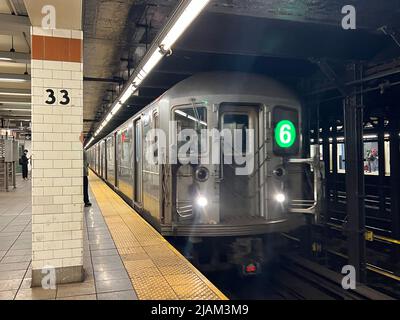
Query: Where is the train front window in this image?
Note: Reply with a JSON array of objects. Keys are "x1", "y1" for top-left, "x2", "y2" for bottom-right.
[
  {"x1": 174, "y1": 106, "x2": 207, "y2": 131},
  {"x1": 174, "y1": 106, "x2": 207, "y2": 156}
]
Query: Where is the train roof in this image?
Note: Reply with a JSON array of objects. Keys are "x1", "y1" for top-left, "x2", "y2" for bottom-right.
[{"x1": 162, "y1": 72, "x2": 300, "y2": 103}]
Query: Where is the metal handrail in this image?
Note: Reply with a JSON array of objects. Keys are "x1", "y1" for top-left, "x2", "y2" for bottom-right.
[{"x1": 288, "y1": 145, "x2": 324, "y2": 222}]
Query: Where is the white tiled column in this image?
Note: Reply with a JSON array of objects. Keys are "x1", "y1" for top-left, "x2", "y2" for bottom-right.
[{"x1": 31, "y1": 27, "x2": 84, "y2": 286}]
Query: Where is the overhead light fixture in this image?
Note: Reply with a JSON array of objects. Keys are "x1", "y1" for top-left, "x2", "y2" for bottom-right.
[
  {"x1": 119, "y1": 85, "x2": 135, "y2": 104},
  {"x1": 161, "y1": 0, "x2": 210, "y2": 51},
  {"x1": 111, "y1": 102, "x2": 123, "y2": 115},
  {"x1": 0, "y1": 57, "x2": 13, "y2": 62},
  {"x1": 0, "y1": 78, "x2": 27, "y2": 83},
  {"x1": 142, "y1": 50, "x2": 163, "y2": 75},
  {"x1": 88, "y1": 0, "x2": 211, "y2": 148},
  {"x1": 0, "y1": 108, "x2": 31, "y2": 112},
  {"x1": 0, "y1": 92, "x2": 30, "y2": 96},
  {"x1": 84, "y1": 137, "x2": 94, "y2": 150},
  {"x1": 0, "y1": 101, "x2": 31, "y2": 105}
]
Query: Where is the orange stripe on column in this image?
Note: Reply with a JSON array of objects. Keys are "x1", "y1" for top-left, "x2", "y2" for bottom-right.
[{"x1": 32, "y1": 35, "x2": 82, "y2": 63}]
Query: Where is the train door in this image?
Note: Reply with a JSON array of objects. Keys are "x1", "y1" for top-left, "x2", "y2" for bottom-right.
[
  {"x1": 134, "y1": 119, "x2": 143, "y2": 205},
  {"x1": 106, "y1": 136, "x2": 116, "y2": 186},
  {"x1": 104, "y1": 140, "x2": 108, "y2": 180},
  {"x1": 219, "y1": 104, "x2": 259, "y2": 222},
  {"x1": 102, "y1": 141, "x2": 105, "y2": 178},
  {"x1": 97, "y1": 144, "x2": 100, "y2": 174}
]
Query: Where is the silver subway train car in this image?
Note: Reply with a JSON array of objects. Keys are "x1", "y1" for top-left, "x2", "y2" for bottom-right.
[{"x1": 88, "y1": 72, "x2": 308, "y2": 272}]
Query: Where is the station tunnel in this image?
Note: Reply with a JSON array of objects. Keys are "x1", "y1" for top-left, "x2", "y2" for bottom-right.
[{"x1": 0, "y1": 0, "x2": 399, "y2": 302}]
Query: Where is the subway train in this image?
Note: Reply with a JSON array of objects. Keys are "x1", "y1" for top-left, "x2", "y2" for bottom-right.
[{"x1": 88, "y1": 72, "x2": 311, "y2": 272}]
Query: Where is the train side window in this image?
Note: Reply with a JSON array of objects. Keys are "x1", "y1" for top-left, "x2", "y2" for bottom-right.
[
  {"x1": 335, "y1": 140, "x2": 390, "y2": 176},
  {"x1": 364, "y1": 141, "x2": 379, "y2": 175},
  {"x1": 385, "y1": 141, "x2": 390, "y2": 176},
  {"x1": 337, "y1": 143, "x2": 346, "y2": 173}
]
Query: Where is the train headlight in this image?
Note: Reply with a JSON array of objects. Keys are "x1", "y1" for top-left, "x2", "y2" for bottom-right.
[
  {"x1": 275, "y1": 193, "x2": 286, "y2": 203},
  {"x1": 196, "y1": 196, "x2": 208, "y2": 207}
]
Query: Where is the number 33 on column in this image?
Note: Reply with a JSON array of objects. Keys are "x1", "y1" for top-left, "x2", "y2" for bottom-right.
[{"x1": 45, "y1": 89, "x2": 71, "y2": 106}]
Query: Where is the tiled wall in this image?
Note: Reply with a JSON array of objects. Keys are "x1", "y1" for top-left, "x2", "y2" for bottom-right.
[{"x1": 31, "y1": 26, "x2": 84, "y2": 285}]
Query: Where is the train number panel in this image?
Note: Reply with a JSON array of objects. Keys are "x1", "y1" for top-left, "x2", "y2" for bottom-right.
[{"x1": 273, "y1": 106, "x2": 300, "y2": 156}]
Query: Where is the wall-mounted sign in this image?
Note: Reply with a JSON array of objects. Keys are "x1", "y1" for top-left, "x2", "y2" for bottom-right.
[{"x1": 45, "y1": 89, "x2": 71, "y2": 106}]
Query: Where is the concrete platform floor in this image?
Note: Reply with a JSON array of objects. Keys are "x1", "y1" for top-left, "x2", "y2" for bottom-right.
[{"x1": 0, "y1": 176, "x2": 137, "y2": 300}]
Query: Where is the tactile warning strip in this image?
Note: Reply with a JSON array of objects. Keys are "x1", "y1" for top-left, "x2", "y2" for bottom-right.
[{"x1": 89, "y1": 172, "x2": 227, "y2": 300}]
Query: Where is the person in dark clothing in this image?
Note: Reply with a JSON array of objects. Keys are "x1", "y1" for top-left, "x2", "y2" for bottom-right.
[
  {"x1": 20, "y1": 150, "x2": 29, "y2": 180},
  {"x1": 83, "y1": 149, "x2": 91, "y2": 207},
  {"x1": 80, "y1": 133, "x2": 92, "y2": 207}
]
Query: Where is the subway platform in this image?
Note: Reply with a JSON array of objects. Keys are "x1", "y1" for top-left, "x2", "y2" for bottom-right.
[{"x1": 0, "y1": 173, "x2": 226, "y2": 300}]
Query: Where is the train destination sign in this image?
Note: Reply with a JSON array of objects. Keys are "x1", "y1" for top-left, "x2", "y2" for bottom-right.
[
  {"x1": 273, "y1": 106, "x2": 300, "y2": 156},
  {"x1": 275, "y1": 120, "x2": 296, "y2": 148}
]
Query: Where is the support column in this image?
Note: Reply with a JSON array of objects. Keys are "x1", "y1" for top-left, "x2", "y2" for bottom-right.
[
  {"x1": 389, "y1": 110, "x2": 400, "y2": 270},
  {"x1": 343, "y1": 64, "x2": 366, "y2": 283},
  {"x1": 30, "y1": 26, "x2": 84, "y2": 286}
]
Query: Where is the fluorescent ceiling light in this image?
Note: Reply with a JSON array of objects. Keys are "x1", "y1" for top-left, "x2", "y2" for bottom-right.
[
  {"x1": 161, "y1": 0, "x2": 210, "y2": 50},
  {"x1": 142, "y1": 50, "x2": 163, "y2": 75},
  {"x1": 85, "y1": 137, "x2": 94, "y2": 149},
  {"x1": 133, "y1": 75, "x2": 144, "y2": 87},
  {"x1": 119, "y1": 85, "x2": 135, "y2": 104},
  {"x1": 89, "y1": 0, "x2": 211, "y2": 145},
  {"x1": 0, "y1": 57, "x2": 13, "y2": 61},
  {"x1": 0, "y1": 101, "x2": 31, "y2": 105},
  {"x1": 0, "y1": 78, "x2": 27, "y2": 83},
  {"x1": 111, "y1": 102, "x2": 122, "y2": 115},
  {"x1": 0, "y1": 92, "x2": 30, "y2": 96},
  {"x1": 0, "y1": 108, "x2": 31, "y2": 112}
]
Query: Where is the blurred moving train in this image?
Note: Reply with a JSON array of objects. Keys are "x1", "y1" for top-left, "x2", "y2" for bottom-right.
[{"x1": 88, "y1": 72, "x2": 311, "y2": 272}]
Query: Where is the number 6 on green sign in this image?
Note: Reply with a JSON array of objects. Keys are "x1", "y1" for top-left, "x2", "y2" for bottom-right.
[{"x1": 275, "y1": 120, "x2": 296, "y2": 148}]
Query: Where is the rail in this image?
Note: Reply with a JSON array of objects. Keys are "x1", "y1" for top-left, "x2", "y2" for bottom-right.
[
  {"x1": 277, "y1": 254, "x2": 395, "y2": 300},
  {"x1": 288, "y1": 145, "x2": 324, "y2": 222}
]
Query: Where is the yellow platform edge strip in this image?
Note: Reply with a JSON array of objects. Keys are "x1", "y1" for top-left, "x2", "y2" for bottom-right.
[{"x1": 89, "y1": 171, "x2": 228, "y2": 300}]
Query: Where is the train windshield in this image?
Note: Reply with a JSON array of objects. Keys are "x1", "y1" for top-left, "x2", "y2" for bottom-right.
[
  {"x1": 174, "y1": 106, "x2": 208, "y2": 157},
  {"x1": 174, "y1": 106, "x2": 207, "y2": 131}
]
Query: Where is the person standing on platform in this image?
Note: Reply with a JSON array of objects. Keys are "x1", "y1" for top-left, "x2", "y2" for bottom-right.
[
  {"x1": 20, "y1": 150, "x2": 30, "y2": 181},
  {"x1": 80, "y1": 133, "x2": 92, "y2": 207}
]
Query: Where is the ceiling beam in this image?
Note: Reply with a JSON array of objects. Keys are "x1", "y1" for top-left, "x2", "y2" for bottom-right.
[
  {"x1": 0, "y1": 112, "x2": 31, "y2": 118},
  {"x1": 176, "y1": 12, "x2": 390, "y2": 62},
  {"x1": 83, "y1": 77, "x2": 123, "y2": 84},
  {"x1": 0, "y1": 14, "x2": 30, "y2": 35}
]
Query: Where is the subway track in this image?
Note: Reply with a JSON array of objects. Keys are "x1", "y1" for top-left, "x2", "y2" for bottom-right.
[{"x1": 198, "y1": 252, "x2": 395, "y2": 300}]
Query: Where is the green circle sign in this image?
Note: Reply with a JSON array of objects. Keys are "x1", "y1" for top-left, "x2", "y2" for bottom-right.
[{"x1": 275, "y1": 120, "x2": 296, "y2": 148}]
